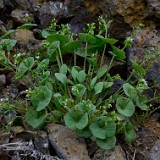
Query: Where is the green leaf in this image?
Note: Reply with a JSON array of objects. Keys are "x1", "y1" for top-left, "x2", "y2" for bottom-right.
[
  {"x1": 72, "y1": 84, "x2": 86, "y2": 97},
  {"x1": 47, "y1": 41, "x2": 60, "y2": 62},
  {"x1": 41, "y1": 29, "x2": 52, "y2": 38},
  {"x1": 94, "y1": 82, "x2": 104, "y2": 95},
  {"x1": 87, "y1": 45, "x2": 103, "y2": 54},
  {"x1": 76, "y1": 127, "x2": 92, "y2": 138},
  {"x1": 90, "y1": 77, "x2": 97, "y2": 88},
  {"x1": 64, "y1": 110, "x2": 88, "y2": 130},
  {"x1": 87, "y1": 58, "x2": 97, "y2": 67},
  {"x1": 103, "y1": 82, "x2": 113, "y2": 89},
  {"x1": 15, "y1": 57, "x2": 34, "y2": 80},
  {"x1": 125, "y1": 122, "x2": 136, "y2": 144},
  {"x1": 131, "y1": 61, "x2": 146, "y2": 76},
  {"x1": 111, "y1": 45, "x2": 126, "y2": 60},
  {"x1": 116, "y1": 98, "x2": 135, "y2": 117},
  {"x1": 89, "y1": 118, "x2": 116, "y2": 139},
  {"x1": 62, "y1": 40, "x2": 81, "y2": 53},
  {"x1": 47, "y1": 34, "x2": 69, "y2": 46},
  {"x1": 17, "y1": 23, "x2": 37, "y2": 30},
  {"x1": 37, "y1": 59, "x2": 49, "y2": 70},
  {"x1": 1, "y1": 30, "x2": 16, "y2": 39},
  {"x1": 123, "y1": 83, "x2": 135, "y2": 97},
  {"x1": 26, "y1": 108, "x2": 47, "y2": 128},
  {"x1": 60, "y1": 64, "x2": 68, "y2": 75},
  {"x1": 96, "y1": 66, "x2": 108, "y2": 79},
  {"x1": 55, "y1": 73, "x2": 67, "y2": 85},
  {"x1": 71, "y1": 67, "x2": 78, "y2": 81},
  {"x1": 0, "y1": 39, "x2": 17, "y2": 52},
  {"x1": 79, "y1": 33, "x2": 96, "y2": 44},
  {"x1": 77, "y1": 70, "x2": 86, "y2": 83},
  {"x1": 135, "y1": 95, "x2": 149, "y2": 110},
  {"x1": 31, "y1": 86, "x2": 52, "y2": 111},
  {"x1": 77, "y1": 101, "x2": 96, "y2": 114},
  {"x1": 96, "y1": 35, "x2": 118, "y2": 45},
  {"x1": 96, "y1": 136, "x2": 116, "y2": 149}
]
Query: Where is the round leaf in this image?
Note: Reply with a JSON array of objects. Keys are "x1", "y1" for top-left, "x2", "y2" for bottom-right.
[
  {"x1": 26, "y1": 108, "x2": 47, "y2": 128},
  {"x1": 116, "y1": 98, "x2": 135, "y2": 117},
  {"x1": 64, "y1": 110, "x2": 88, "y2": 130},
  {"x1": 89, "y1": 119, "x2": 116, "y2": 139},
  {"x1": 31, "y1": 86, "x2": 52, "y2": 111},
  {"x1": 96, "y1": 136, "x2": 116, "y2": 149}
]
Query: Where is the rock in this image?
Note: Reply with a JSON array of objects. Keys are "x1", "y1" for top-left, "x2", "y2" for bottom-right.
[
  {"x1": 11, "y1": 9, "x2": 35, "y2": 24},
  {"x1": 92, "y1": 145, "x2": 127, "y2": 160},
  {"x1": 149, "y1": 139, "x2": 160, "y2": 160},
  {"x1": 47, "y1": 123, "x2": 91, "y2": 160},
  {"x1": 34, "y1": 131, "x2": 49, "y2": 154},
  {"x1": 0, "y1": 74, "x2": 6, "y2": 88},
  {"x1": 39, "y1": 1, "x2": 72, "y2": 28},
  {"x1": 15, "y1": 29, "x2": 35, "y2": 43},
  {"x1": 0, "y1": 132, "x2": 10, "y2": 160},
  {"x1": 128, "y1": 117, "x2": 160, "y2": 160},
  {"x1": 14, "y1": 29, "x2": 41, "y2": 52},
  {"x1": 127, "y1": 28, "x2": 160, "y2": 102},
  {"x1": 0, "y1": 0, "x2": 5, "y2": 10}
]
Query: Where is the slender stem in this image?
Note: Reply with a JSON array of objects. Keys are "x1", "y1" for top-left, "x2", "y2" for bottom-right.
[
  {"x1": 84, "y1": 43, "x2": 88, "y2": 71},
  {"x1": 56, "y1": 55, "x2": 61, "y2": 69},
  {"x1": 74, "y1": 50, "x2": 76, "y2": 66},
  {"x1": 108, "y1": 55, "x2": 115, "y2": 70},
  {"x1": 58, "y1": 47, "x2": 63, "y2": 65},
  {"x1": 100, "y1": 44, "x2": 106, "y2": 67},
  {"x1": 113, "y1": 70, "x2": 134, "y2": 96}
]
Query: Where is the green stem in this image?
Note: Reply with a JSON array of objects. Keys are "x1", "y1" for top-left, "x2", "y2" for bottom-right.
[
  {"x1": 84, "y1": 43, "x2": 88, "y2": 71},
  {"x1": 56, "y1": 55, "x2": 61, "y2": 69},
  {"x1": 113, "y1": 70, "x2": 134, "y2": 96},
  {"x1": 74, "y1": 49, "x2": 76, "y2": 66},
  {"x1": 58, "y1": 47, "x2": 63, "y2": 65},
  {"x1": 100, "y1": 44, "x2": 106, "y2": 67}
]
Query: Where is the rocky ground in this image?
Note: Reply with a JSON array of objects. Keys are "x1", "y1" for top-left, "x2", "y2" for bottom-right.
[{"x1": 0, "y1": 0, "x2": 160, "y2": 160}]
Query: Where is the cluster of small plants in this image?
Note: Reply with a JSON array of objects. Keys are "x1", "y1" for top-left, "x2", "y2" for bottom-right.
[{"x1": 0, "y1": 17, "x2": 159, "y2": 149}]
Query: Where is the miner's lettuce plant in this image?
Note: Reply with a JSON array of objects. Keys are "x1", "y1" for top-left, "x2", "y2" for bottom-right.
[{"x1": 5, "y1": 17, "x2": 157, "y2": 149}]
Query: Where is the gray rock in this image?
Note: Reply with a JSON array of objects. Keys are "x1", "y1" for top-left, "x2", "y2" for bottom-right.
[
  {"x1": 47, "y1": 123, "x2": 91, "y2": 160},
  {"x1": 149, "y1": 139, "x2": 160, "y2": 160},
  {"x1": 39, "y1": 1, "x2": 72, "y2": 28},
  {"x1": 92, "y1": 145, "x2": 127, "y2": 160},
  {"x1": 11, "y1": 9, "x2": 35, "y2": 23},
  {"x1": 0, "y1": 74, "x2": 6, "y2": 88}
]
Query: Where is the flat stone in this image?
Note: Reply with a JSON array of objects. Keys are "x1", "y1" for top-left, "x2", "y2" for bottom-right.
[
  {"x1": 47, "y1": 123, "x2": 91, "y2": 160},
  {"x1": 149, "y1": 139, "x2": 160, "y2": 160},
  {"x1": 92, "y1": 145, "x2": 127, "y2": 160},
  {"x1": 11, "y1": 9, "x2": 35, "y2": 23}
]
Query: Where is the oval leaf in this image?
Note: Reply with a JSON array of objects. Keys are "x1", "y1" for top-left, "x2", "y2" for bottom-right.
[
  {"x1": 96, "y1": 35, "x2": 118, "y2": 45},
  {"x1": 79, "y1": 33, "x2": 96, "y2": 44},
  {"x1": 96, "y1": 66, "x2": 108, "y2": 79},
  {"x1": 111, "y1": 45, "x2": 126, "y2": 61},
  {"x1": 94, "y1": 82, "x2": 104, "y2": 95},
  {"x1": 62, "y1": 40, "x2": 81, "y2": 53},
  {"x1": 55, "y1": 73, "x2": 67, "y2": 85}
]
